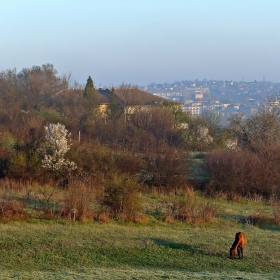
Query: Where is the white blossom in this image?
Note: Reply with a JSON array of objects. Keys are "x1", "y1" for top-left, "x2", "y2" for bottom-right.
[
  {"x1": 196, "y1": 125, "x2": 213, "y2": 144},
  {"x1": 42, "y1": 123, "x2": 77, "y2": 172}
]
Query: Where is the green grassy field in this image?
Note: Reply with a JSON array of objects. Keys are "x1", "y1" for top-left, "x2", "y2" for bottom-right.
[{"x1": 0, "y1": 197, "x2": 279, "y2": 279}]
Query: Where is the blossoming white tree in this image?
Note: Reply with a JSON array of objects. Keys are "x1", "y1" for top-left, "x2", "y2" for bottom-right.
[{"x1": 42, "y1": 123, "x2": 77, "y2": 173}]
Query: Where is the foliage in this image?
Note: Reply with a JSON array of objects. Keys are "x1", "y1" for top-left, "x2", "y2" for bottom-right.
[
  {"x1": 161, "y1": 101, "x2": 191, "y2": 124},
  {"x1": 103, "y1": 173, "x2": 143, "y2": 220},
  {"x1": 107, "y1": 87, "x2": 124, "y2": 121},
  {"x1": 1, "y1": 64, "x2": 280, "y2": 278},
  {"x1": 83, "y1": 76, "x2": 95, "y2": 99},
  {"x1": 0, "y1": 133, "x2": 15, "y2": 177},
  {"x1": 7, "y1": 140, "x2": 43, "y2": 181},
  {"x1": 2, "y1": 63, "x2": 280, "y2": 209},
  {"x1": 35, "y1": 108, "x2": 66, "y2": 124},
  {"x1": 0, "y1": 132, "x2": 15, "y2": 150},
  {"x1": 72, "y1": 142, "x2": 115, "y2": 174},
  {"x1": 271, "y1": 202, "x2": 280, "y2": 225},
  {"x1": 83, "y1": 76, "x2": 97, "y2": 116}
]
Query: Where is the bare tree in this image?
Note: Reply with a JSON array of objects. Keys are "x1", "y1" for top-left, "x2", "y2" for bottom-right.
[
  {"x1": 17, "y1": 64, "x2": 70, "y2": 111},
  {"x1": 227, "y1": 110, "x2": 280, "y2": 151}
]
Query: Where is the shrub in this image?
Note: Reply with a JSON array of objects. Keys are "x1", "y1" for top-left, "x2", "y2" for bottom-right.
[
  {"x1": 162, "y1": 195, "x2": 218, "y2": 224},
  {"x1": 272, "y1": 203, "x2": 280, "y2": 225},
  {"x1": 60, "y1": 183, "x2": 97, "y2": 221},
  {"x1": 206, "y1": 149, "x2": 280, "y2": 199},
  {"x1": 26, "y1": 184, "x2": 61, "y2": 216},
  {"x1": 103, "y1": 173, "x2": 143, "y2": 220},
  {"x1": 74, "y1": 142, "x2": 115, "y2": 174},
  {"x1": 36, "y1": 109, "x2": 66, "y2": 124},
  {"x1": 243, "y1": 212, "x2": 272, "y2": 227},
  {"x1": 115, "y1": 153, "x2": 142, "y2": 175},
  {"x1": 98, "y1": 211, "x2": 110, "y2": 222},
  {"x1": 42, "y1": 123, "x2": 77, "y2": 174},
  {"x1": 0, "y1": 200, "x2": 28, "y2": 220},
  {"x1": 0, "y1": 149, "x2": 12, "y2": 178},
  {"x1": 142, "y1": 145, "x2": 191, "y2": 194}
]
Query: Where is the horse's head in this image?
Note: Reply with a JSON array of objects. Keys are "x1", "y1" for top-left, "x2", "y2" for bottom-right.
[{"x1": 229, "y1": 247, "x2": 235, "y2": 259}]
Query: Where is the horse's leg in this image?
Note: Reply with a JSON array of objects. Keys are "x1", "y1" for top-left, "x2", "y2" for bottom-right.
[
  {"x1": 240, "y1": 247, "x2": 244, "y2": 259},
  {"x1": 237, "y1": 246, "x2": 241, "y2": 259}
]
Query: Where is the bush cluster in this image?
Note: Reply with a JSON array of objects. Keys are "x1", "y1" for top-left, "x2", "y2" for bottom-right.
[
  {"x1": 206, "y1": 147, "x2": 280, "y2": 199},
  {"x1": 1, "y1": 63, "x2": 280, "y2": 222}
]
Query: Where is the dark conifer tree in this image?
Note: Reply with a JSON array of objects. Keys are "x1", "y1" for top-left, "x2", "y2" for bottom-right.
[
  {"x1": 83, "y1": 76, "x2": 97, "y2": 115},
  {"x1": 83, "y1": 76, "x2": 95, "y2": 98}
]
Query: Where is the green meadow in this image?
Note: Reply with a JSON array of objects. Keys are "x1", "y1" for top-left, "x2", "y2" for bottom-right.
[{"x1": 0, "y1": 196, "x2": 279, "y2": 279}]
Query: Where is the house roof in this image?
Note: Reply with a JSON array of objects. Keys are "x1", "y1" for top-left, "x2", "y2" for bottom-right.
[
  {"x1": 114, "y1": 87, "x2": 165, "y2": 106},
  {"x1": 51, "y1": 87, "x2": 167, "y2": 107}
]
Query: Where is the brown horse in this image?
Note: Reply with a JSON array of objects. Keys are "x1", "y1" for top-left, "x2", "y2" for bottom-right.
[{"x1": 229, "y1": 232, "x2": 247, "y2": 259}]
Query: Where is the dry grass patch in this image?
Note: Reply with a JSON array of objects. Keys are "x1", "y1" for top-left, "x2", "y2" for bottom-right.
[{"x1": 0, "y1": 200, "x2": 28, "y2": 221}]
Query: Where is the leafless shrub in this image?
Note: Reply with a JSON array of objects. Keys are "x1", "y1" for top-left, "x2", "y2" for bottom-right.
[
  {"x1": 28, "y1": 185, "x2": 61, "y2": 215},
  {"x1": 142, "y1": 145, "x2": 191, "y2": 194},
  {"x1": 206, "y1": 149, "x2": 280, "y2": 199},
  {"x1": 60, "y1": 184, "x2": 97, "y2": 221},
  {"x1": 123, "y1": 106, "x2": 181, "y2": 153}
]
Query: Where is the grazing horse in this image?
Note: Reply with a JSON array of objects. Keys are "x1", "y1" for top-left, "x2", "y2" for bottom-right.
[{"x1": 229, "y1": 232, "x2": 247, "y2": 259}]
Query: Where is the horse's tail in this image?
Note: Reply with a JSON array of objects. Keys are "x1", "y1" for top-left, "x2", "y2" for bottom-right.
[
  {"x1": 230, "y1": 232, "x2": 241, "y2": 249},
  {"x1": 232, "y1": 232, "x2": 247, "y2": 248}
]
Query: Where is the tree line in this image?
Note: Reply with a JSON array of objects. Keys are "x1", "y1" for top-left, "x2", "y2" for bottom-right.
[{"x1": 0, "y1": 63, "x2": 280, "y2": 220}]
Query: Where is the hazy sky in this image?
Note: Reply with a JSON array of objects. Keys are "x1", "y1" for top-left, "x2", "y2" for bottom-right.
[{"x1": 1, "y1": 0, "x2": 280, "y2": 86}]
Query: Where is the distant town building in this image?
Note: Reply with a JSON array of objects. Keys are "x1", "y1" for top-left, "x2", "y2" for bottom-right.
[
  {"x1": 183, "y1": 105, "x2": 202, "y2": 116},
  {"x1": 142, "y1": 79, "x2": 280, "y2": 125}
]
